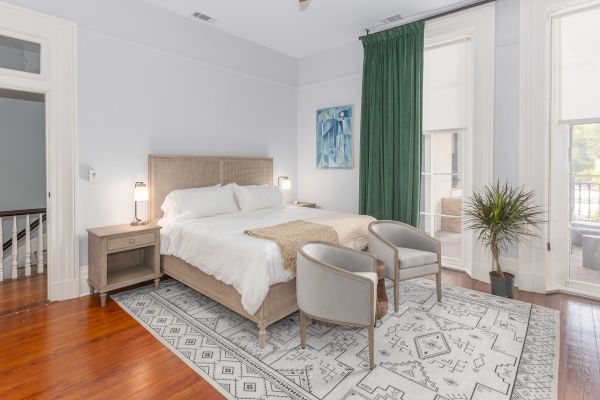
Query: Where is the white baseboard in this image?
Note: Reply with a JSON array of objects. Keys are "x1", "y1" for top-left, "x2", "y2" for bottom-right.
[
  {"x1": 446, "y1": 256, "x2": 520, "y2": 287},
  {"x1": 517, "y1": 270, "x2": 546, "y2": 294},
  {"x1": 49, "y1": 277, "x2": 81, "y2": 301},
  {"x1": 79, "y1": 265, "x2": 90, "y2": 296}
]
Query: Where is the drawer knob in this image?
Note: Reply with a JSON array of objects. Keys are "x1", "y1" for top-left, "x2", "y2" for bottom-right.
[{"x1": 129, "y1": 239, "x2": 135, "y2": 244}]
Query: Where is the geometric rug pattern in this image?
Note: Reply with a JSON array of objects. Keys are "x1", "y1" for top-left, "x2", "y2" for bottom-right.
[{"x1": 113, "y1": 278, "x2": 559, "y2": 400}]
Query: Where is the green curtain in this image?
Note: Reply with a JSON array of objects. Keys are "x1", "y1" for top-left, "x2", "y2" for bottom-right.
[{"x1": 358, "y1": 21, "x2": 424, "y2": 226}]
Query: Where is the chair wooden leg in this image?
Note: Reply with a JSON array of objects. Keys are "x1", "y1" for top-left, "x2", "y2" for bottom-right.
[
  {"x1": 436, "y1": 271, "x2": 442, "y2": 302},
  {"x1": 300, "y1": 311, "x2": 307, "y2": 349},
  {"x1": 394, "y1": 277, "x2": 399, "y2": 313},
  {"x1": 368, "y1": 325, "x2": 375, "y2": 369}
]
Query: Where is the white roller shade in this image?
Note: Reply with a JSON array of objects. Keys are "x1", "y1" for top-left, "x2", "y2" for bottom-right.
[
  {"x1": 558, "y1": 6, "x2": 600, "y2": 122},
  {"x1": 423, "y1": 39, "x2": 468, "y2": 131}
]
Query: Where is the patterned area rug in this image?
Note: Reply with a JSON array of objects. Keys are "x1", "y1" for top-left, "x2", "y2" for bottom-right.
[{"x1": 113, "y1": 279, "x2": 559, "y2": 400}]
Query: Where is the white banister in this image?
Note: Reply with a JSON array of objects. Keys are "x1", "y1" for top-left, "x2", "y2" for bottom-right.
[
  {"x1": 11, "y1": 215, "x2": 17, "y2": 279},
  {"x1": 25, "y1": 214, "x2": 31, "y2": 276},
  {"x1": 0, "y1": 216, "x2": 3, "y2": 282},
  {"x1": 37, "y1": 213, "x2": 44, "y2": 274}
]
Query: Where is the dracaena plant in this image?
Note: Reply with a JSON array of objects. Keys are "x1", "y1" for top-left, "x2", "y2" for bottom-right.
[{"x1": 463, "y1": 181, "x2": 545, "y2": 278}]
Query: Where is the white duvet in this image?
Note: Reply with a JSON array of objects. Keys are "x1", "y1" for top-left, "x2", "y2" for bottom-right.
[{"x1": 159, "y1": 206, "x2": 372, "y2": 315}]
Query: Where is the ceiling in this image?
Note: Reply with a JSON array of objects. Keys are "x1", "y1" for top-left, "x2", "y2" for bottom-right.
[{"x1": 143, "y1": 0, "x2": 482, "y2": 58}]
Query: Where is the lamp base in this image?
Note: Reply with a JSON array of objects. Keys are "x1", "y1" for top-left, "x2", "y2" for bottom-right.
[{"x1": 131, "y1": 220, "x2": 148, "y2": 226}]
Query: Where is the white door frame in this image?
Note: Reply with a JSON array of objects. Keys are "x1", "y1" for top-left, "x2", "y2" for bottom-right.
[
  {"x1": 549, "y1": 0, "x2": 600, "y2": 297},
  {"x1": 0, "y1": 2, "x2": 79, "y2": 301},
  {"x1": 520, "y1": 0, "x2": 600, "y2": 298}
]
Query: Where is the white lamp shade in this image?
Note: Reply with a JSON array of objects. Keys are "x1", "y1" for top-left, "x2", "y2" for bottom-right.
[
  {"x1": 134, "y1": 185, "x2": 149, "y2": 202},
  {"x1": 280, "y1": 177, "x2": 291, "y2": 190}
]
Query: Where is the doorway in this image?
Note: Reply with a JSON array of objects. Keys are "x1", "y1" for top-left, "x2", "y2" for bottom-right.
[
  {"x1": 0, "y1": 88, "x2": 47, "y2": 315},
  {"x1": 0, "y1": 3, "x2": 78, "y2": 304}
]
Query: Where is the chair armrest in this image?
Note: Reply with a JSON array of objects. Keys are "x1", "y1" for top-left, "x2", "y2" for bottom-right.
[
  {"x1": 368, "y1": 229, "x2": 397, "y2": 279},
  {"x1": 297, "y1": 249, "x2": 376, "y2": 326},
  {"x1": 307, "y1": 243, "x2": 376, "y2": 274},
  {"x1": 370, "y1": 220, "x2": 438, "y2": 254}
]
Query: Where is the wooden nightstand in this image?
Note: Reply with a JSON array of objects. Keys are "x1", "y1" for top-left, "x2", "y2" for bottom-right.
[
  {"x1": 87, "y1": 224, "x2": 161, "y2": 307},
  {"x1": 289, "y1": 201, "x2": 317, "y2": 208}
]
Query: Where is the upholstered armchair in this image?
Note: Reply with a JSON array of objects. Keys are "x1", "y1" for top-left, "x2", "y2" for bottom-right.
[
  {"x1": 296, "y1": 241, "x2": 378, "y2": 369},
  {"x1": 368, "y1": 221, "x2": 442, "y2": 312}
]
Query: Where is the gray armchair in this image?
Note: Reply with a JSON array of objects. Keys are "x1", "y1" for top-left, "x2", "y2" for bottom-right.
[
  {"x1": 297, "y1": 241, "x2": 378, "y2": 369},
  {"x1": 368, "y1": 220, "x2": 442, "y2": 312}
]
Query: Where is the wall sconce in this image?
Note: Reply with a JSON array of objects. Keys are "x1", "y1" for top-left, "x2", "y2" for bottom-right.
[
  {"x1": 132, "y1": 181, "x2": 149, "y2": 226},
  {"x1": 278, "y1": 176, "x2": 291, "y2": 190}
]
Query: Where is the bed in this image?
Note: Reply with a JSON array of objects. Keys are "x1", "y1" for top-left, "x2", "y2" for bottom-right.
[{"x1": 148, "y1": 155, "x2": 373, "y2": 347}]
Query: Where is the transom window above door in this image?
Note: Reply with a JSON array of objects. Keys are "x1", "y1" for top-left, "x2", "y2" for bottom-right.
[{"x1": 0, "y1": 34, "x2": 41, "y2": 74}]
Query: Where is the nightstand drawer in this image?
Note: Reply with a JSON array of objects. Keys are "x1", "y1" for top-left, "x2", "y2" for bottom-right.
[{"x1": 107, "y1": 232, "x2": 156, "y2": 252}]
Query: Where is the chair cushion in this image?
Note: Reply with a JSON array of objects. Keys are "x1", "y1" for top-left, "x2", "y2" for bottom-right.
[
  {"x1": 397, "y1": 247, "x2": 438, "y2": 268},
  {"x1": 355, "y1": 272, "x2": 377, "y2": 316}
]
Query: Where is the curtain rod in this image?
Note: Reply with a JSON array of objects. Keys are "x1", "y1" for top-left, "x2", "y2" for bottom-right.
[{"x1": 359, "y1": 0, "x2": 495, "y2": 40}]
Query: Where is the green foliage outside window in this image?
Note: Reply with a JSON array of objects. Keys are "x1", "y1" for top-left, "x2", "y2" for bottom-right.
[{"x1": 571, "y1": 124, "x2": 600, "y2": 183}]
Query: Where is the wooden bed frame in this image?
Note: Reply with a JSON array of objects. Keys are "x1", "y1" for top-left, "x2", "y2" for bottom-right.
[{"x1": 148, "y1": 155, "x2": 298, "y2": 347}]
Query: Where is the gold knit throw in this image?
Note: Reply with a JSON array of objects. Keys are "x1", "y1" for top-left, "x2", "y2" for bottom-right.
[{"x1": 245, "y1": 220, "x2": 339, "y2": 275}]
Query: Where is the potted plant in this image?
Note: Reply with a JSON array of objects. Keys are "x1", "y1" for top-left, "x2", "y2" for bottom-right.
[{"x1": 464, "y1": 181, "x2": 544, "y2": 298}]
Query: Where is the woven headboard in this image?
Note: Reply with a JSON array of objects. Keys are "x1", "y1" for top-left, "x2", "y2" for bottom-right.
[{"x1": 148, "y1": 155, "x2": 273, "y2": 221}]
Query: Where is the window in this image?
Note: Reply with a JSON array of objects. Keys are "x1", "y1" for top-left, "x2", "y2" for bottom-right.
[
  {"x1": 420, "y1": 39, "x2": 469, "y2": 266},
  {"x1": 0, "y1": 34, "x2": 41, "y2": 74},
  {"x1": 552, "y1": 5, "x2": 600, "y2": 290}
]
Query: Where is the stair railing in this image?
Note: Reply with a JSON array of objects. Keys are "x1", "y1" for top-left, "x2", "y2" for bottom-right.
[{"x1": 0, "y1": 208, "x2": 46, "y2": 281}]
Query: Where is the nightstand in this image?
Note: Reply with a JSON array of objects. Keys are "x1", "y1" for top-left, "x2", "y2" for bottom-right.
[
  {"x1": 87, "y1": 224, "x2": 161, "y2": 307},
  {"x1": 289, "y1": 201, "x2": 317, "y2": 208}
]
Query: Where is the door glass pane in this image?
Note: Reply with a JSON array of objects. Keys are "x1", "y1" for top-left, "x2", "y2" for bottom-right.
[
  {"x1": 423, "y1": 131, "x2": 462, "y2": 174},
  {"x1": 421, "y1": 174, "x2": 462, "y2": 214},
  {"x1": 421, "y1": 129, "x2": 464, "y2": 263},
  {"x1": 0, "y1": 34, "x2": 41, "y2": 74},
  {"x1": 436, "y1": 214, "x2": 463, "y2": 261},
  {"x1": 569, "y1": 123, "x2": 600, "y2": 285},
  {"x1": 420, "y1": 212, "x2": 463, "y2": 262}
]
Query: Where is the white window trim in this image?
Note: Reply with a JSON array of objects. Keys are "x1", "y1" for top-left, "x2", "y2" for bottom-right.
[
  {"x1": 424, "y1": 3, "x2": 495, "y2": 280},
  {"x1": 0, "y1": 2, "x2": 79, "y2": 301}
]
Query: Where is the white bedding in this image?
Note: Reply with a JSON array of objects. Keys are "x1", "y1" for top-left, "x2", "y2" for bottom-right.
[{"x1": 159, "y1": 206, "x2": 371, "y2": 315}]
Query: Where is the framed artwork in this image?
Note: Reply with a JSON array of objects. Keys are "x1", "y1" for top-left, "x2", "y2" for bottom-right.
[{"x1": 316, "y1": 104, "x2": 353, "y2": 169}]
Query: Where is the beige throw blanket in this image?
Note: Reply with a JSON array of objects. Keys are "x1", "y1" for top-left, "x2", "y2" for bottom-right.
[{"x1": 245, "y1": 213, "x2": 376, "y2": 275}]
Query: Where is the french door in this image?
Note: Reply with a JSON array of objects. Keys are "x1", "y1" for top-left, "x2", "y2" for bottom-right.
[{"x1": 550, "y1": 3, "x2": 600, "y2": 296}]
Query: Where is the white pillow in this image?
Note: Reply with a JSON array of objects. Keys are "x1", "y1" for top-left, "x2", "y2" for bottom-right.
[
  {"x1": 161, "y1": 184, "x2": 239, "y2": 220},
  {"x1": 234, "y1": 184, "x2": 283, "y2": 211}
]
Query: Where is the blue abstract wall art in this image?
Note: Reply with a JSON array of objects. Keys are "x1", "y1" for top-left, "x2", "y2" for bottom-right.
[{"x1": 316, "y1": 105, "x2": 353, "y2": 169}]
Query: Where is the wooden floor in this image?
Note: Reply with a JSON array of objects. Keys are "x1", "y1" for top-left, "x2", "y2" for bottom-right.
[
  {"x1": 0, "y1": 269, "x2": 599, "y2": 399},
  {"x1": 0, "y1": 272, "x2": 47, "y2": 317}
]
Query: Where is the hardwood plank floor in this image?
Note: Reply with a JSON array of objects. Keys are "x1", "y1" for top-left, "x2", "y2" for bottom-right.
[
  {"x1": 0, "y1": 272, "x2": 47, "y2": 317},
  {"x1": 0, "y1": 269, "x2": 599, "y2": 399}
]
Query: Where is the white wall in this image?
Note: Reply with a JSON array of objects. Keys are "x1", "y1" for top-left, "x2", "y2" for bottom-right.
[
  {"x1": 2, "y1": 0, "x2": 298, "y2": 268},
  {"x1": 297, "y1": 42, "x2": 363, "y2": 212}
]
